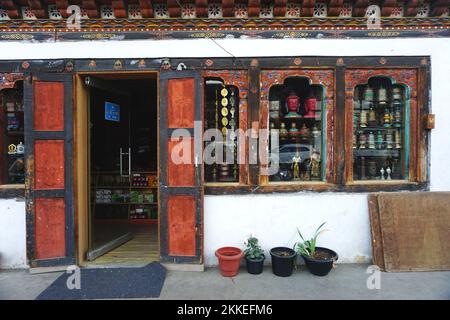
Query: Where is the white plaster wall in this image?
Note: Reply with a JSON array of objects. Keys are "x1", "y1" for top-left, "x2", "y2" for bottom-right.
[
  {"x1": 204, "y1": 193, "x2": 371, "y2": 266},
  {"x1": 0, "y1": 199, "x2": 27, "y2": 268},
  {"x1": 0, "y1": 38, "x2": 449, "y2": 267}
]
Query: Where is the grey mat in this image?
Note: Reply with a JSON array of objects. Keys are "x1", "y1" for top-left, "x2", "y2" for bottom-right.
[{"x1": 36, "y1": 262, "x2": 166, "y2": 300}]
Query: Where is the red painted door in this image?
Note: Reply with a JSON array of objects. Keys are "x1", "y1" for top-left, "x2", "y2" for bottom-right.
[
  {"x1": 159, "y1": 71, "x2": 203, "y2": 263},
  {"x1": 25, "y1": 73, "x2": 75, "y2": 268}
]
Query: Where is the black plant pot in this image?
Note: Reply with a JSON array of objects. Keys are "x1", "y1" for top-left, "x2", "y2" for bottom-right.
[
  {"x1": 270, "y1": 247, "x2": 297, "y2": 277},
  {"x1": 245, "y1": 255, "x2": 265, "y2": 275},
  {"x1": 301, "y1": 247, "x2": 338, "y2": 276}
]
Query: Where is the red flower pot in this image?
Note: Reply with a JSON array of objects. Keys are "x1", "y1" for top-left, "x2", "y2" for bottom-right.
[{"x1": 215, "y1": 247, "x2": 244, "y2": 277}]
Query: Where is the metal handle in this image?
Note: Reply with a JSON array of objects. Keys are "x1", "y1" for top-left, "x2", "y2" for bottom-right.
[
  {"x1": 120, "y1": 147, "x2": 123, "y2": 177},
  {"x1": 120, "y1": 147, "x2": 130, "y2": 177},
  {"x1": 128, "y1": 147, "x2": 131, "y2": 178}
]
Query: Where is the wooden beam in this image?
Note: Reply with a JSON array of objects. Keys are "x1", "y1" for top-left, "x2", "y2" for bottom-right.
[
  {"x1": 195, "y1": 0, "x2": 208, "y2": 17},
  {"x1": 2, "y1": 0, "x2": 20, "y2": 18},
  {"x1": 431, "y1": 0, "x2": 450, "y2": 16},
  {"x1": 222, "y1": 0, "x2": 235, "y2": 17},
  {"x1": 404, "y1": 0, "x2": 420, "y2": 17},
  {"x1": 248, "y1": 0, "x2": 261, "y2": 17},
  {"x1": 167, "y1": 0, "x2": 182, "y2": 17},
  {"x1": 327, "y1": 0, "x2": 344, "y2": 17},
  {"x1": 111, "y1": 0, "x2": 127, "y2": 18},
  {"x1": 82, "y1": 0, "x2": 99, "y2": 18},
  {"x1": 139, "y1": 0, "x2": 154, "y2": 18},
  {"x1": 273, "y1": 0, "x2": 286, "y2": 17},
  {"x1": 352, "y1": 0, "x2": 371, "y2": 17},
  {"x1": 301, "y1": 0, "x2": 316, "y2": 17}
]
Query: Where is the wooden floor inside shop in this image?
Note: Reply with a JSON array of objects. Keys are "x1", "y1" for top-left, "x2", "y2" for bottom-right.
[{"x1": 88, "y1": 224, "x2": 159, "y2": 266}]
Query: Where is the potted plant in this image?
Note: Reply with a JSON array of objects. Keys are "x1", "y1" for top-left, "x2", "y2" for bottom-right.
[
  {"x1": 270, "y1": 246, "x2": 297, "y2": 277},
  {"x1": 244, "y1": 235, "x2": 265, "y2": 275},
  {"x1": 215, "y1": 246, "x2": 244, "y2": 277},
  {"x1": 294, "y1": 222, "x2": 338, "y2": 276}
]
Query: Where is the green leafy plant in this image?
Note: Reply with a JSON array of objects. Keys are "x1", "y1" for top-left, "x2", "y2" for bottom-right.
[
  {"x1": 294, "y1": 222, "x2": 328, "y2": 258},
  {"x1": 244, "y1": 235, "x2": 264, "y2": 260}
]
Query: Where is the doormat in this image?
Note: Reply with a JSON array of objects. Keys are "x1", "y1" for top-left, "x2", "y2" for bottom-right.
[{"x1": 36, "y1": 262, "x2": 166, "y2": 300}]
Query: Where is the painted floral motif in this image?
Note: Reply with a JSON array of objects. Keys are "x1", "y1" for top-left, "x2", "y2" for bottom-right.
[
  {"x1": 128, "y1": 4, "x2": 142, "y2": 19},
  {"x1": 416, "y1": 3, "x2": 429, "y2": 18},
  {"x1": 339, "y1": 3, "x2": 352, "y2": 18},
  {"x1": 182, "y1": 4, "x2": 196, "y2": 19},
  {"x1": 100, "y1": 5, "x2": 115, "y2": 19},
  {"x1": 286, "y1": 3, "x2": 301, "y2": 18},
  {"x1": 260, "y1": 70, "x2": 334, "y2": 100},
  {"x1": 154, "y1": 4, "x2": 169, "y2": 18},
  {"x1": 48, "y1": 5, "x2": 62, "y2": 20},
  {"x1": 390, "y1": 3, "x2": 404, "y2": 18},
  {"x1": 208, "y1": 3, "x2": 222, "y2": 18},
  {"x1": 21, "y1": 7, "x2": 36, "y2": 20},
  {"x1": 260, "y1": 4, "x2": 273, "y2": 18},
  {"x1": 345, "y1": 69, "x2": 418, "y2": 98},
  {"x1": 0, "y1": 8, "x2": 10, "y2": 20},
  {"x1": 313, "y1": 3, "x2": 327, "y2": 18},
  {"x1": 234, "y1": 4, "x2": 248, "y2": 19}
]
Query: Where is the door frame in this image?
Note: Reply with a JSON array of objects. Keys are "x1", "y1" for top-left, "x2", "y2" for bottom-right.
[{"x1": 74, "y1": 71, "x2": 160, "y2": 266}]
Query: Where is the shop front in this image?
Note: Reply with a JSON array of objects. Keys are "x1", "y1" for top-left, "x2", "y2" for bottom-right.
[
  {"x1": 0, "y1": 54, "x2": 434, "y2": 269},
  {"x1": 0, "y1": 0, "x2": 448, "y2": 270}
]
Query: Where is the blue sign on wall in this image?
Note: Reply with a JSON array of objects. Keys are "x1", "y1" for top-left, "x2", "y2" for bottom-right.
[{"x1": 105, "y1": 101, "x2": 120, "y2": 122}]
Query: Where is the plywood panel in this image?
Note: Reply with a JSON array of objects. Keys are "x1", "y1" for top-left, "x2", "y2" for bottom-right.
[
  {"x1": 377, "y1": 192, "x2": 450, "y2": 272},
  {"x1": 34, "y1": 140, "x2": 65, "y2": 190},
  {"x1": 167, "y1": 78, "x2": 195, "y2": 128},
  {"x1": 168, "y1": 137, "x2": 194, "y2": 187},
  {"x1": 34, "y1": 81, "x2": 64, "y2": 131},
  {"x1": 35, "y1": 198, "x2": 66, "y2": 259},
  {"x1": 168, "y1": 195, "x2": 196, "y2": 256}
]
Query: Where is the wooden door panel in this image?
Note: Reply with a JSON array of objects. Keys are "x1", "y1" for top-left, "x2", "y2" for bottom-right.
[
  {"x1": 25, "y1": 73, "x2": 74, "y2": 268},
  {"x1": 35, "y1": 198, "x2": 66, "y2": 259},
  {"x1": 34, "y1": 140, "x2": 65, "y2": 190},
  {"x1": 168, "y1": 196, "x2": 196, "y2": 256},
  {"x1": 160, "y1": 71, "x2": 203, "y2": 263},
  {"x1": 168, "y1": 137, "x2": 195, "y2": 187},
  {"x1": 33, "y1": 81, "x2": 64, "y2": 131},
  {"x1": 168, "y1": 78, "x2": 195, "y2": 128}
]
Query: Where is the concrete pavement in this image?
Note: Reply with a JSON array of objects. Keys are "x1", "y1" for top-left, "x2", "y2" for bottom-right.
[{"x1": 1, "y1": 264, "x2": 449, "y2": 300}]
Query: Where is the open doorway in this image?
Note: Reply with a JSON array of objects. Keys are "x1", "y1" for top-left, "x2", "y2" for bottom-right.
[{"x1": 80, "y1": 73, "x2": 159, "y2": 265}]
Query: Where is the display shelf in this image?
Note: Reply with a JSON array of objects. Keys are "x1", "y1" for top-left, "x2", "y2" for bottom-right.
[
  {"x1": 91, "y1": 171, "x2": 158, "y2": 222},
  {"x1": 354, "y1": 149, "x2": 401, "y2": 157},
  {"x1": 352, "y1": 78, "x2": 407, "y2": 181}
]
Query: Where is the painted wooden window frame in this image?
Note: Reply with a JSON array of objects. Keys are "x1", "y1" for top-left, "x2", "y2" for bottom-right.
[
  {"x1": 0, "y1": 57, "x2": 431, "y2": 196},
  {"x1": 258, "y1": 69, "x2": 335, "y2": 187},
  {"x1": 201, "y1": 70, "x2": 249, "y2": 186},
  {"x1": 344, "y1": 68, "x2": 419, "y2": 186}
]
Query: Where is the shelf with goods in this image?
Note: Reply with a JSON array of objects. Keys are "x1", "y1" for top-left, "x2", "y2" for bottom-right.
[
  {"x1": 352, "y1": 79, "x2": 407, "y2": 181},
  {"x1": 91, "y1": 171, "x2": 158, "y2": 223},
  {"x1": 203, "y1": 79, "x2": 240, "y2": 183},
  {"x1": 267, "y1": 81, "x2": 324, "y2": 183},
  {"x1": 1, "y1": 84, "x2": 25, "y2": 184}
]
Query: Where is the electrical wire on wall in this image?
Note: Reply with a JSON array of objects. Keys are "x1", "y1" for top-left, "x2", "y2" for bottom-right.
[{"x1": 172, "y1": 0, "x2": 247, "y2": 70}]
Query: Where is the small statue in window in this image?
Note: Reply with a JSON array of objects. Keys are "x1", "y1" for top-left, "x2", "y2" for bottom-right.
[
  {"x1": 292, "y1": 151, "x2": 301, "y2": 180},
  {"x1": 310, "y1": 151, "x2": 321, "y2": 180}
]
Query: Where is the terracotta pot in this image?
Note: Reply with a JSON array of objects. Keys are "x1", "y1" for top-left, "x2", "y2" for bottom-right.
[{"x1": 215, "y1": 247, "x2": 244, "y2": 277}]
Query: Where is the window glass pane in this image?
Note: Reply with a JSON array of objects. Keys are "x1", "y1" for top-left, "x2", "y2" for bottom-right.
[
  {"x1": 204, "y1": 78, "x2": 240, "y2": 183},
  {"x1": 1, "y1": 82, "x2": 25, "y2": 184},
  {"x1": 268, "y1": 77, "x2": 324, "y2": 182},
  {"x1": 352, "y1": 77, "x2": 407, "y2": 181}
]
